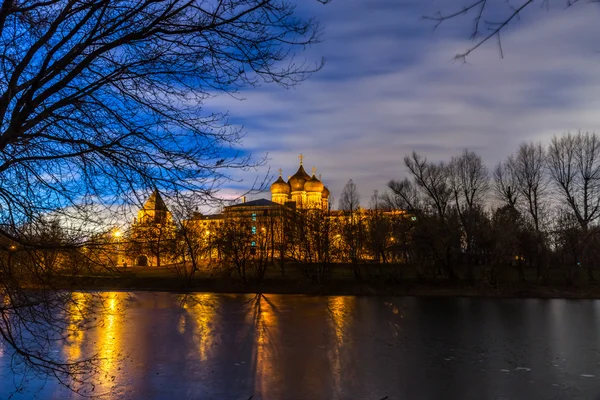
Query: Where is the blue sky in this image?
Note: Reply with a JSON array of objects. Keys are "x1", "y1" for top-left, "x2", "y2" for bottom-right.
[{"x1": 210, "y1": 0, "x2": 600, "y2": 207}]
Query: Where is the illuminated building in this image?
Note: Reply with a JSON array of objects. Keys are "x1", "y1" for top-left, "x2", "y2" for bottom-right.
[
  {"x1": 122, "y1": 156, "x2": 411, "y2": 266},
  {"x1": 270, "y1": 154, "x2": 330, "y2": 210}
]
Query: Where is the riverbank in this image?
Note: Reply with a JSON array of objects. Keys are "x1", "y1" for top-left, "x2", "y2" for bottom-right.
[{"x1": 52, "y1": 273, "x2": 600, "y2": 299}]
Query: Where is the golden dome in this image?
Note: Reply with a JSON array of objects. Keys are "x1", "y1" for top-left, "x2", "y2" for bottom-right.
[
  {"x1": 270, "y1": 175, "x2": 290, "y2": 195},
  {"x1": 288, "y1": 164, "x2": 311, "y2": 192},
  {"x1": 305, "y1": 174, "x2": 324, "y2": 192},
  {"x1": 322, "y1": 186, "x2": 330, "y2": 198}
]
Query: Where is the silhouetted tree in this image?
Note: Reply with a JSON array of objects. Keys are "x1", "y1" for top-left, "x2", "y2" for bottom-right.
[
  {"x1": 286, "y1": 208, "x2": 332, "y2": 283},
  {"x1": 448, "y1": 149, "x2": 489, "y2": 280},
  {"x1": 402, "y1": 152, "x2": 457, "y2": 279},
  {"x1": 493, "y1": 161, "x2": 519, "y2": 208},
  {"x1": 548, "y1": 131, "x2": 600, "y2": 280},
  {"x1": 0, "y1": 0, "x2": 325, "y2": 391},
  {"x1": 339, "y1": 179, "x2": 364, "y2": 278}
]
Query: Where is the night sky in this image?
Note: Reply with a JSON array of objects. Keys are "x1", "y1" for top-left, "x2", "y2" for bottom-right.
[{"x1": 213, "y1": 0, "x2": 600, "y2": 207}]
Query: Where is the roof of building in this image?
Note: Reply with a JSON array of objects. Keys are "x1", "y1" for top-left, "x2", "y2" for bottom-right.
[
  {"x1": 288, "y1": 164, "x2": 311, "y2": 191},
  {"x1": 226, "y1": 198, "x2": 281, "y2": 208},
  {"x1": 143, "y1": 189, "x2": 168, "y2": 211},
  {"x1": 270, "y1": 175, "x2": 291, "y2": 194},
  {"x1": 305, "y1": 174, "x2": 324, "y2": 192}
]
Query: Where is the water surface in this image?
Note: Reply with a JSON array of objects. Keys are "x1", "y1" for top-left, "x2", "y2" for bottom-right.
[{"x1": 1, "y1": 292, "x2": 600, "y2": 399}]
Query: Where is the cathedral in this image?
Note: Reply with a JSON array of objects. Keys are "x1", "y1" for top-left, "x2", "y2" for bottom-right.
[
  {"x1": 270, "y1": 154, "x2": 330, "y2": 210},
  {"x1": 122, "y1": 155, "x2": 331, "y2": 267}
]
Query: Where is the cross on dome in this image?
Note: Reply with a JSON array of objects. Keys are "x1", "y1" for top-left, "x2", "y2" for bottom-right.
[{"x1": 298, "y1": 153, "x2": 304, "y2": 165}]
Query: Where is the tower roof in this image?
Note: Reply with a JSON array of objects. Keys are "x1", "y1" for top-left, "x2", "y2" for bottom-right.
[
  {"x1": 288, "y1": 164, "x2": 311, "y2": 191},
  {"x1": 305, "y1": 173, "x2": 324, "y2": 192},
  {"x1": 270, "y1": 175, "x2": 291, "y2": 195},
  {"x1": 143, "y1": 189, "x2": 168, "y2": 211}
]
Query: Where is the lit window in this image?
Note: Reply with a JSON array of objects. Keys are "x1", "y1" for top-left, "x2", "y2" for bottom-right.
[
  {"x1": 251, "y1": 241, "x2": 256, "y2": 247},
  {"x1": 252, "y1": 213, "x2": 257, "y2": 221},
  {"x1": 252, "y1": 226, "x2": 256, "y2": 234}
]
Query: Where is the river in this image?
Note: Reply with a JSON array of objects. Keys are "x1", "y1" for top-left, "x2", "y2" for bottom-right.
[{"x1": 1, "y1": 292, "x2": 600, "y2": 399}]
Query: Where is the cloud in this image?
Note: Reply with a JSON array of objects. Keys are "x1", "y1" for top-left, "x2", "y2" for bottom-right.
[{"x1": 204, "y1": 0, "x2": 600, "y2": 208}]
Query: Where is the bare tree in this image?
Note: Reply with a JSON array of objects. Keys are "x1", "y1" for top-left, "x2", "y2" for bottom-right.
[
  {"x1": 548, "y1": 131, "x2": 600, "y2": 280},
  {"x1": 402, "y1": 151, "x2": 457, "y2": 279},
  {"x1": 510, "y1": 142, "x2": 548, "y2": 233},
  {"x1": 286, "y1": 208, "x2": 332, "y2": 283},
  {"x1": 338, "y1": 179, "x2": 363, "y2": 278},
  {"x1": 493, "y1": 161, "x2": 518, "y2": 209},
  {"x1": 386, "y1": 178, "x2": 421, "y2": 212},
  {"x1": 170, "y1": 195, "x2": 208, "y2": 285},
  {"x1": 0, "y1": 0, "x2": 326, "y2": 391},
  {"x1": 403, "y1": 151, "x2": 452, "y2": 221},
  {"x1": 425, "y1": 0, "x2": 588, "y2": 60},
  {"x1": 449, "y1": 149, "x2": 489, "y2": 213},
  {"x1": 339, "y1": 179, "x2": 360, "y2": 213},
  {"x1": 448, "y1": 149, "x2": 489, "y2": 280}
]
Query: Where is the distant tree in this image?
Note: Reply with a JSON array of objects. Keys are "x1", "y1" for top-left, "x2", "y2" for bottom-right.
[
  {"x1": 338, "y1": 179, "x2": 364, "y2": 278},
  {"x1": 555, "y1": 211, "x2": 583, "y2": 285},
  {"x1": 493, "y1": 161, "x2": 519, "y2": 209},
  {"x1": 508, "y1": 142, "x2": 549, "y2": 279},
  {"x1": 510, "y1": 142, "x2": 548, "y2": 233},
  {"x1": 211, "y1": 217, "x2": 270, "y2": 284},
  {"x1": 402, "y1": 152, "x2": 457, "y2": 279},
  {"x1": 386, "y1": 178, "x2": 421, "y2": 212},
  {"x1": 448, "y1": 149, "x2": 489, "y2": 280},
  {"x1": 339, "y1": 179, "x2": 361, "y2": 213},
  {"x1": 287, "y1": 208, "x2": 333, "y2": 283},
  {"x1": 548, "y1": 132, "x2": 600, "y2": 280},
  {"x1": 170, "y1": 196, "x2": 208, "y2": 285},
  {"x1": 0, "y1": 0, "x2": 326, "y2": 390},
  {"x1": 488, "y1": 205, "x2": 525, "y2": 284}
]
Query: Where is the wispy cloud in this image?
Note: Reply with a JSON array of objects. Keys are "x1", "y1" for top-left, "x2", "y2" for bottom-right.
[{"x1": 207, "y1": 0, "x2": 600, "y2": 207}]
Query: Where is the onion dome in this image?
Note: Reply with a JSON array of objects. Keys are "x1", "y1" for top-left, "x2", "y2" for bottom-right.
[
  {"x1": 305, "y1": 174, "x2": 324, "y2": 192},
  {"x1": 270, "y1": 175, "x2": 291, "y2": 195},
  {"x1": 288, "y1": 164, "x2": 311, "y2": 192},
  {"x1": 322, "y1": 186, "x2": 330, "y2": 198}
]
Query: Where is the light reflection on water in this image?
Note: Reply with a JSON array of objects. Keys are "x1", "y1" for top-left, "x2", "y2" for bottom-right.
[
  {"x1": 180, "y1": 293, "x2": 219, "y2": 362},
  {"x1": 0, "y1": 293, "x2": 600, "y2": 399},
  {"x1": 328, "y1": 296, "x2": 355, "y2": 398}
]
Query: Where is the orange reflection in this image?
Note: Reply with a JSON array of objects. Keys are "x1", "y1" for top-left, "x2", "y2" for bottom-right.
[
  {"x1": 250, "y1": 294, "x2": 279, "y2": 399},
  {"x1": 63, "y1": 292, "x2": 90, "y2": 362},
  {"x1": 328, "y1": 296, "x2": 356, "y2": 396},
  {"x1": 95, "y1": 292, "x2": 123, "y2": 396},
  {"x1": 181, "y1": 294, "x2": 218, "y2": 361}
]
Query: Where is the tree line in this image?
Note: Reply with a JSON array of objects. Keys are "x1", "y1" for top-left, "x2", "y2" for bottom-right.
[{"x1": 386, "y1": 131, "x2": 600, "y2": 284}]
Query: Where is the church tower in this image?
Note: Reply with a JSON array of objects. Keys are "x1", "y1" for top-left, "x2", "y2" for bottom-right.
[
  {"x1": 136, "y1": 189, "x2": 171, "y2": 224},
  {"x1": 270, "y1": 154, "x2": 330, "y2": 210},
  {"x1": 270, "y1": 169, "x2": 291, "y2": 205}
]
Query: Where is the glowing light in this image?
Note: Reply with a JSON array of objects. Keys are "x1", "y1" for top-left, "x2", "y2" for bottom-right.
[{"x1": 113, "y1": 229, "x2": 122, "y2": 238}]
